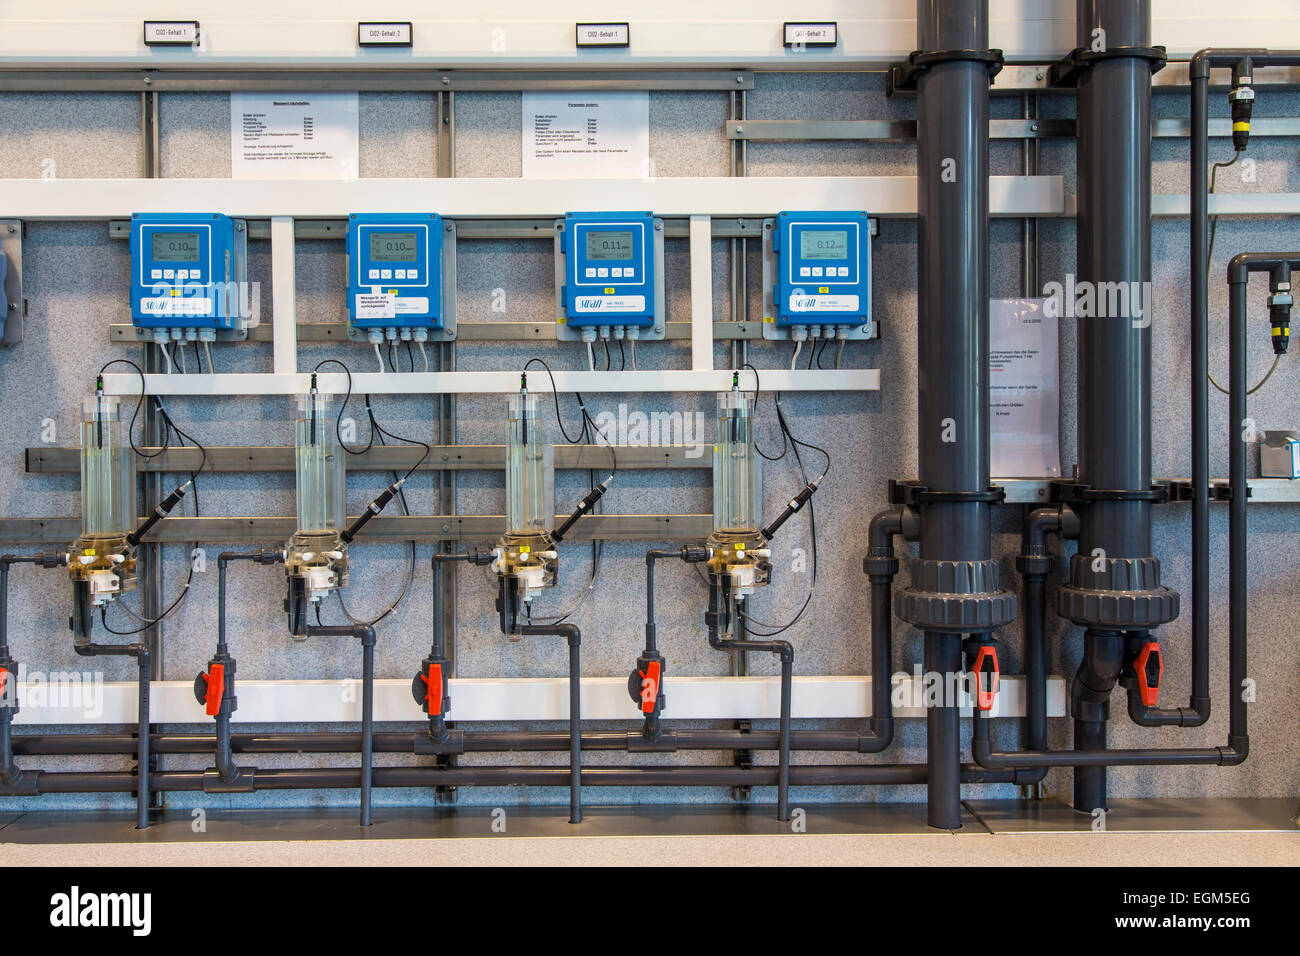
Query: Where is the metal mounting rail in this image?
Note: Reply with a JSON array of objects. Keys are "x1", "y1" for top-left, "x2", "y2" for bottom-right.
[
  {"x1": 0, "y1": 513, "x2": 713, "y2": 545},
  {"x1": 25, "y1": 444, "x2": 710, "y2": 473}
]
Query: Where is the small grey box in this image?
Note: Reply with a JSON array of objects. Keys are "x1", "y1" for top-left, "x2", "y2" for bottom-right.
[{"x1": 1260, "y1": 430, "x2": 1300, "y2": 479}]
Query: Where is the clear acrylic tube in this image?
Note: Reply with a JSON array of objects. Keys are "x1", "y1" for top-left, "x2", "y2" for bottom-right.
[
  {"x1": 294, "y1": 392, "x2": 345, "y2": 534},
  {"x1": 80, "y1": 395, "x2": 134, "y2": 538},
  {"x1": 506, "y1": 392, "x2": 553, "y2": 535},
  {"x1": 712, "y1": 390, "x2": 761, "y2": 534}
]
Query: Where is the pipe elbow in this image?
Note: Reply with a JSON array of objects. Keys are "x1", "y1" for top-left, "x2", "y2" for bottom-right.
[
  {"x1": 971, "y1": 736, "x2": 998, "y2": 769},
  {"x1": 868, "y1": 507, "x2": 904, "y2": 551},
  {"x1": 1127, "y1": 692, "x2": 1212, "y2": 728},
  {"x1": 354, "y1": 625, "x2": 377, "y2": 647},
  {"x1": 1220, "y1": 737, "x2": 1250, "y2": 765},
  {"x1": 1023, "y1": 506, "x2": 1065, "y2": 551},
  {"x1": 1228, "y1": 252, "x2": 1255, "y2": 285},
  {"x1": 775, "y1": 640, "x2": 794, "y2": 665},
  {"x1": 858, "y1": 719, "x2": 894, "y2": 753}
]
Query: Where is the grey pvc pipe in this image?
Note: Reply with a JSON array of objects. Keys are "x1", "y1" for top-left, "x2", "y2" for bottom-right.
[
  {"x1": 971, "y1": 255, "x2": 1286, "y2": 773},
  {"x1": 913, "y1": 0, "x2": 995, "y2": 832},
  {"x1": 16, "y1": 762, "x2": 1033, "y2": 795}
]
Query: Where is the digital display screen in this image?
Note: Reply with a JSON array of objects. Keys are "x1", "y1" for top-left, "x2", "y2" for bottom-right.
[
  {"x1": 585, "y1": 230, "x2": 634, "y2": 261},
  {"x1": 368, "y1": 232, "x2": 420, "y2": 262},
  {"x1": 151, "y1": 232, "x2": 201, "y2": 263},
  {"x1": 799, "y1": 229, "x2": 849, "y2": 261}
]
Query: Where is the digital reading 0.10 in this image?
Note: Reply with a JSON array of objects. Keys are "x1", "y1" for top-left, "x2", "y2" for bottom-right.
[
  {"x1": 368, "y1": 232, "x2": 419, "y2": 262},
  {"x1": 150, "y1": 232, "x2": 200, "y2": 262}
]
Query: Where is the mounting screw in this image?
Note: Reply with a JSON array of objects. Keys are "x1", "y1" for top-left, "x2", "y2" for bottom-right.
[
  {"x1": 654, "y1": 221, "x2": 662, "y2": 231},
  {"x1": 736, "y1": 75, "x2": 744, "y2": 84},
  {"x1": 6, "y1": 225, "x2": 14, "y2": 234},
  {"x1": 442, "y1": 524, "x2": 451, "y2": 534},
  {"x1": 1030, "y1": 123, "x2": 1039, "y2": 133},
  {"x1": 1036, "y1": 72, "x2": 1044, "y2": 81},
  {"x1": 735, "y1": 126, "x2": 743, "y2": 135},
  {"x1": 143, "y1": 76, "x2": 153, "y2": 86}
]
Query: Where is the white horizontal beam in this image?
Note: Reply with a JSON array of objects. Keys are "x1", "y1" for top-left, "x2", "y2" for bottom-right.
[
  {"x1": 1, "y1": 2, "x2": 1298, "y2": 67},
  {"x1": 1152, "y1": 193, "x2": 1300, "y2": 218},
  {"x1": 102, "y1": 368, "x2": 880, "y2": 396},
  {"x1": 0, "y1": 176, "x2": 1065, "y2": 220},
  {"x1": 12, "y1": 674, "x2": 1068, "y2": 724}
]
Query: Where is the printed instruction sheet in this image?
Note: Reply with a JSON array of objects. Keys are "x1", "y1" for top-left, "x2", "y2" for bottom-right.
[
  {"x1": 231, "y1": 93, "x2": 359, "y2": 179},
  {"x1": 990, "y1": 297, "x2": 1061, "y2": 478},
  {"x1": 522, "y1": 91, "x2": 650, "y2": 179}
]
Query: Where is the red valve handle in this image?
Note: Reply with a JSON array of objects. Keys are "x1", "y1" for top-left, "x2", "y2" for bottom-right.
[
  {"x1": 639, "y1": 661, "x2": 661, "y2": 714},
  {"x1": 204, "y1": 663, "x2": 225, "y2": 717},
  {"x1": 972, "y1": 646, "x2": 999, "y2": 712},
  {"x1": 1134, "y1": 641, "x2": 1162, "y2": 707},
  {"x1": 424, "y1": 663, "x2": 444, "y2": 716}
]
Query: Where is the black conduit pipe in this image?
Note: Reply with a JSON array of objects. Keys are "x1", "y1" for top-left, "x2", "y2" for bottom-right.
[
  {"x1": 893, "y1": 0, "x2": 1013, "y2": 831},
  {"x1": 209, "y1": 550, "x2": 274, "y2": 786},
  {"x1": 640, "y1": 547, "x2": 706, "y2": 741},
  {"x1": 972, "y1": 255, "x2": 1278, "y2": 772},
  {"x1": 498, "y1": 576, "x2": 583, "y2": 824},
  {"x1": 1059, "y1": 0, "x2": 1175, "y2": 813},
  {"x1": 1019, "y1": 507, "x2": 1074, "y2": 753},
  {"x1": 705, "y1": 579, "x2": 793, "y2": 822},
  {"x1": 1142, "y1": 47, "x2": 1300, "y2": 730},
  {"x1": 300, "y1": 621, "x2": 377, "y2": 825},
  {"x1": 860, "y1": 509, "x2": 903, "y2": 753},
  {"x1": 0, "y1": 555, "x2": 48, "y2": 795},
  {"x1": 10, "y1": 762, "x2": 1036, "y2": 795},
  {"x1": 5, "y1": 727, "x2": 1017, "y2": 756},
  {"x1": 73, "y1": 640, "x2": 151, "y2": 829}
]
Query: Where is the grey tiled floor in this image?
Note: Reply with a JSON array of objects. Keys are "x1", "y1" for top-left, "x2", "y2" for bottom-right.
[{"x1": 0, "y1": 799, "x2": 1295, "y2": 865}]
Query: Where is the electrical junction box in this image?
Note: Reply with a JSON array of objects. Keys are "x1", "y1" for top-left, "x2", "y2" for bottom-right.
[
  {"x1": 1260, "y1": 430, "x2": 1300, "y2": 479},
  {"x1": 346, "y1": 213, "x2": 456, "y2": 343},
  {"x1": 0, "y1": 219, "x2": 20, "y2": 346},
  {"x1": 762, "y1": 210, "x2": 877, "y2": 342},
  {"x1": 0, "y1": 239, "x2": 7, "y2": 340},
  {"x1": 555, "y1": 210, "x2": 665, "y2": 341},
  {"x1": 129, "y1": 213, "x2": 249, "y2": 337}
]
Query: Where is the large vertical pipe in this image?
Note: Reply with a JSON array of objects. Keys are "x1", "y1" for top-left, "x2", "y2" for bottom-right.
[
  {"x1": 907, "y1": 0, "x2": 1005, "y2": 831},
  {"x1": 1074, "y1": 0, "x2": 1153, "y2": 560},
  {"x1": 1073, "y1": 0, "x2": 1153, "y2": 811},
  {"x1": 915, "y1": 1, "x2": 991, "y2": 563},
  {"x1": 1189, "y1": 66, "x2": 1213, "y2": 720},
  {"x1": 1061, "y1": 0, "x2": 1177, "y2": 813}
]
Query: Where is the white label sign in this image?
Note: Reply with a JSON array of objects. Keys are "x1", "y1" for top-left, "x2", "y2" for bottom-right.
[
  {"x1": 144, "y1": 21, "x2": 199, "y2": 45},
  {"x1": 575, "y1": 295, "x2": 645, "y2": 313},
  {"x1": 231, "y1": 93, "x2": 359, "y2": 180},
  {"x1": 359, "y1": 22, "x2": 412, "y2": 46},
  {"x1": 784, "y1": 22, "x2": 838, "y2": 47},
  {"x1": 990, "y1": 297, "x2": 1060, "y2": 478},
  {"x1": 523, "y1": 92, "x2": 649, "y2": 179},
  {"x1": 788, "y1": 294, "x2": 860, "y2": 312},
  {"x1": 576, "y1": 23, "x2": 630, "y2": 47},
  {"x1": 355, "y1": 293, "x2": 396, "y2": 319},
  {"x1": 141, "y1": 296, "x2": 213, "y2": 316},
  {"x1": 394, "y1": 297, "x2": 430, "y2": 314}
]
